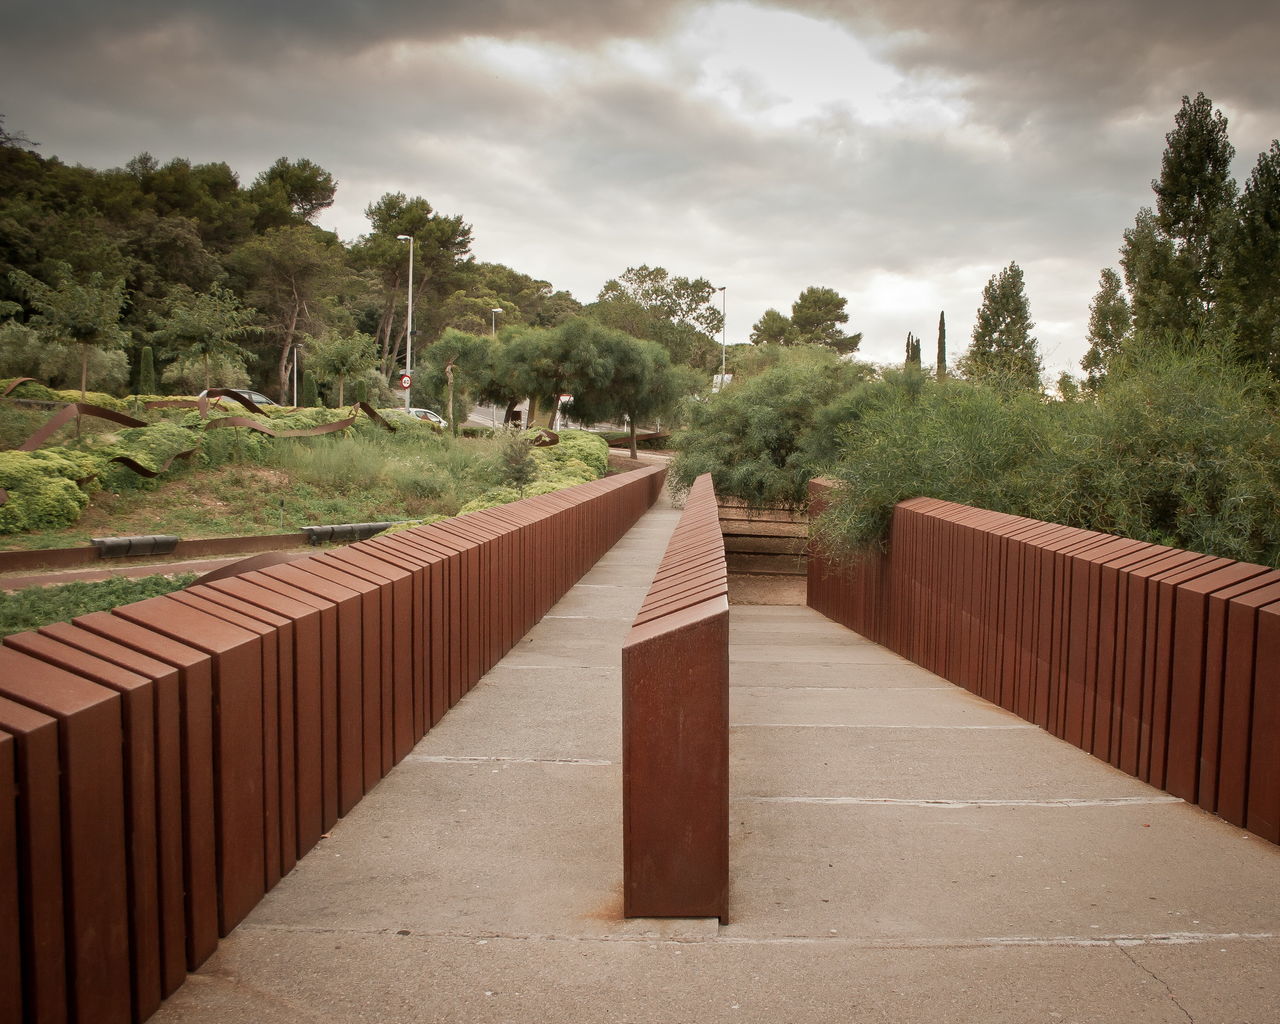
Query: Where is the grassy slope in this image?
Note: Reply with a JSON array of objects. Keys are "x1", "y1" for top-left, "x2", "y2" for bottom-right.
[{"x1": 0, "y1": 462, "x2": 457, "y2": 550}]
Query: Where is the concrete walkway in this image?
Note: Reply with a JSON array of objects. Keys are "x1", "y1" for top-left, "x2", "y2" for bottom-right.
[{"x1": 153, "y1": 496, "x2": 1279, "y2": 1024}]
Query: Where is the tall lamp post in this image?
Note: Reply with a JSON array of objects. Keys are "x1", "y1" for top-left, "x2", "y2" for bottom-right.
[
  {"x1": 396, "y1": 234, "x2": 414, "y2": 412},
  {"x1": 715, "y1": 285, "x2": 727, "y2": 381},
  {"x1": 490, "y1": 308, "x2": 502, "y2": 335}
]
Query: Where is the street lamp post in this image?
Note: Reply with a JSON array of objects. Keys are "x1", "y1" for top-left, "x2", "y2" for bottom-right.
[
  {"x1": 490, "y1": 308, "x2": 502, "y2": 335},
  {"x1": 396, "y1": 234, "x2": 414, "y2": 412}
]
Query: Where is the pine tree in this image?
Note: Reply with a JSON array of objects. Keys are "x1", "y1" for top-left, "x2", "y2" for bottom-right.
[
  {"x1": 1122, "y1": 93, "x2": 1237, "y2": 349},
  {"x1": 1222, "y1": 140, "x2": 1280, "y2": 374},
  {"x1": 1081, "y1": 268, "x2": 1132, "y2": 389},
  {"x1": 936, "y1": 311, "x2": 946, "y2": 379},
  {"x1": 138, "y1": 345, "x2": 157, "y2": 395},
  {"x1": 958, "y1": 262, "x2": 1042, "y2": 389}
]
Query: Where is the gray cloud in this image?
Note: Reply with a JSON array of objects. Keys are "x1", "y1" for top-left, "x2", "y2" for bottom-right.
[
  {"x1": 2, "y1": 0, "x2": 1276, "y2": 377},
  {"x1": 4, "y1": 0, "x2": 696, "y2": 52}
]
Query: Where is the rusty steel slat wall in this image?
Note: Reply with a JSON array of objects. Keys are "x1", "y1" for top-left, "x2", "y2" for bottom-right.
[
  {"x1": 623, "y1": 473, "x2": 729, "y2": 922},
  {"x1": 806, "y1": 479, "x2": 1280, "y2": 846},
  {"x1": 0, "y1": 463, "x2": 667, "y2": 1024}
]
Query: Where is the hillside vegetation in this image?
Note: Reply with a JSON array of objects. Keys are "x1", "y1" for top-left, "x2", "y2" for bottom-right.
[{"x1": 0, "y1": 387, "x2": 611, "y2": 547}]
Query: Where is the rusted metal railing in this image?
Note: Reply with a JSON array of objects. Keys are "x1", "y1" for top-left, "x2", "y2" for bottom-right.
[
  {"x1": 0, "y1": 464, "x2": 667, "y2": 1024},
  {"x1": 807, "y1": 480, "x2": 1280, "y2": 847}
]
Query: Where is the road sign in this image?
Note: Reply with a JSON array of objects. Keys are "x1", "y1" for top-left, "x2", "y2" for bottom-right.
[{"x1": 399, "y1": 374, "x2": 412, "y2": 390}]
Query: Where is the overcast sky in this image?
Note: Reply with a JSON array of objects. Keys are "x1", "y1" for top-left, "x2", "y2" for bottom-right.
[{"x1": 4, "y1": 0, "x2": 1277, "y2": 376}]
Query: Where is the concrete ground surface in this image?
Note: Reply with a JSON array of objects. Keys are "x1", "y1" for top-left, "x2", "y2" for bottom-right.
[{"x1": 151, "y1": 494, "x2": 1280, "y2": 1024}]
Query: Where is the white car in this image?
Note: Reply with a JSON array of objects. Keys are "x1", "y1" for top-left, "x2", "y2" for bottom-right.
[{"x1": 383, "y1": 407, "x2": 449, "y2": 429}]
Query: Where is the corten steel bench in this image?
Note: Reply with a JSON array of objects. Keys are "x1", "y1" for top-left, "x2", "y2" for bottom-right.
[
  {"x1": 623, "y1": 473, "x2": 729, "y2": 921},
  {"x1": 807, "y1": 479, "x2": 1280, "y2": 847},
  {"x1": 0, "y1": 463, "x2": 667, "y2": 1024}
]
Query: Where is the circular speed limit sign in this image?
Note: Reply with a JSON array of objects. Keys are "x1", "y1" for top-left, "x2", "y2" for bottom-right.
[{"x1": 398, "y1": 374, "x2": 412, "y2": 390}]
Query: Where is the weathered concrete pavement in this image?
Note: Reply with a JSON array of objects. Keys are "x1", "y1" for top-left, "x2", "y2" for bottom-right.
[{"x1": 152, "y1": 495, "x2": 1280, "y2": 1023}]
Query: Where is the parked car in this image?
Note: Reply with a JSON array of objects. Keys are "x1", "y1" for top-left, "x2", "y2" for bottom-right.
[
  {"x1": 409, "y1": 407, "x2": 448, "y2": 429},
  {"x1": 199, "y1": 388, "x2": 278, "y2": 407},
  {"x1": 382, "y1": 407, "x2": 448, "y2": 429}
]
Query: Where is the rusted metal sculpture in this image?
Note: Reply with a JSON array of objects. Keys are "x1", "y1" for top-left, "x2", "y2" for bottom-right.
[{"x1": 623, "y1": 473, "x2": 729, "y2": 922}]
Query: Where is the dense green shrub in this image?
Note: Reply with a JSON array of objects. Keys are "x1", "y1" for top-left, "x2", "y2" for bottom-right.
[
  {"x1": 1041, "y1": 352, "x2": 1280, "y2": 562},
  {"x1": 812, "y1": 351, "x2": 1280, "y2": 567},
  {"x1": 813, "y1": 378, "x2": 1063, "y2": 553},
  {"x1": 50, "y1": 389, "x2": 131, "y2": 412},
  {"x1": 671, "y1": 347, "x2": 873, "y2": 505},
  {"x1": 530, "y1": 428, "x2": 608, "y2": 478},
  {"x1": 1, "y1": 377, "x2": 62, "y2": 402},
  {"x1": 0, "y1": 448, "x2": 96, "y2": 533},
  {"x1": 96, "y1": 422, "x2": 201, "y2": 492},
  {"x1": 457, "y1": 478, "x2": 586, "y2": 514},
  {"x1": 455, "y1": 428, "x2": 609, "y2": 512}
]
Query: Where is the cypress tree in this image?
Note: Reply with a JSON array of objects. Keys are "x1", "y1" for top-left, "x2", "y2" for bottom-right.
[
  {"x1": 905, "y1": 332, "x2": 921, "y2": 367},
  {"x1": 936, "y1": 311, "x2": 947, "y2": 379},
  {"x1": 301, "y1": 369, "x2": 318, "y2": 408},
  {"x1": 138, "y1": 345, "x2": 156, "y2": 395}
]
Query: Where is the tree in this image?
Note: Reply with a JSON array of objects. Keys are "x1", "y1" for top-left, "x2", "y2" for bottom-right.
[
  {"x1": 936, "y1": 311, "x2": 947, "y2": 379},
  {"x1": 229, "y1": 225, "x2": 352, "y2": 396},
  {"x1": 905, "y1": 332, "x2": 921, "y2": 368},
  {"x1": 1122, "y1": 93, "x2": 1237, "y2": 350},
  {"x1": 150, "y1": 284, "x2": 261, "y2": 390},
  {"x1": 596, "y1": 265, "x2": 723, "y2": 337},
  {"x1": 570, "y1": 332, "x2": 692, "y2": 458},
  {"x1": 499, "y1": 430, "x2": 537, "y2": 496},
  {"x1": 0, "y1": 114, "x2": 36, "y2": 150},
  {"x1": 8, "y1": 262, "x2": 129, "y2": 397},
  {"x1": 474, "y1": 262, "x2": 581, "y2": 327},
  {"x1": 750, "y1": 309, "x2": 794, "y2": 346},
  {"x1": 350, "y1": 192, "x2": 473, "y2": 376},
  {"x1": 790, "y1": 286, "x2": 856, "y2": 351},
  {"x1": 671, "y1": 345, "x2": 866, "y2": 505},
  {"x1": 499, "y1": 319, "x2": 620, "y2": 428},
  {"x1": 1222, "y1": 140, "x2": 1280, "y2": 374},
  {"x1": 301, "y1": 369, "x2": 318, "y2": 408},
  {"x1": 250, "y1": 157, "x2": 337, "y2": 228},
  {"x1": 137, "y1": 345, "x2": 156, "y2": 394},
  {"x1": 309, "y1": 330, "x2": 378, "y2": 406},
  {"x1": 419, "y1": 328, "x2": 491, "y2": 430},
  {"x1": 749, "y1": 287, "x2": 861, "y2": 353},
  {"x1": 590, "y1": 265, "x2": 723, "y2": 369},
  {"x1": 958, "y1": 262, "x2": 1042, "y2": 388},
  {"x1": 1081, "y1": 268, "x2": 1132, "y2": 389}
]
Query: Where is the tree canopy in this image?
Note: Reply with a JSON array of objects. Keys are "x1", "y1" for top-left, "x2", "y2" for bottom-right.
[
  {"x1": 749, "y1": 286, "x2": 861, "y2": 354},
  {"x1": 958, "y1": 262, "x2": 1042, "y2": 389},
  {"x1": 1081, "y1": 268, "x2": 1132, "y2": 389}
]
